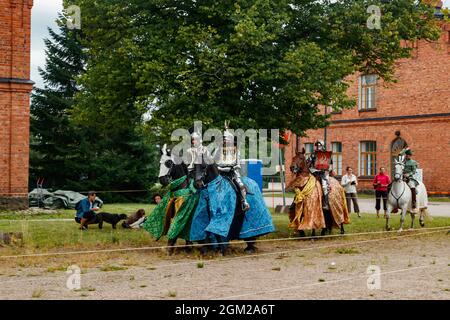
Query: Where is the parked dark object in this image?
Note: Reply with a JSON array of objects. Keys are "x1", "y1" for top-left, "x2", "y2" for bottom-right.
[{"x1": 28, "y1": 189, "x2": 103, "y2": 209}]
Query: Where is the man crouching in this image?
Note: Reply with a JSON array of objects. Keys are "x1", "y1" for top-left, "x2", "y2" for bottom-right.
[{"x1": 75, "y1": 191, "x2": 100, "y2": 230}]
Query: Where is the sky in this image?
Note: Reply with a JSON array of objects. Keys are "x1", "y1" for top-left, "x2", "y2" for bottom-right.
[{"x1": 30, "y1": 0, "x2": 450, "y2": 88}]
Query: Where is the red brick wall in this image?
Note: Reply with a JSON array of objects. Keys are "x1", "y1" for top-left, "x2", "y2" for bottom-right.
[
  {"x1": 285, "y1": 25, "x2": 450, "y2": 193},
  {"x1": 0, "y1": 0, "x2": 33, "y2": 209}
]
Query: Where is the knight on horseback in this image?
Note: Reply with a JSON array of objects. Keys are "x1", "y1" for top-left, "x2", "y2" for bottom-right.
[
  {"x1": 399, "y1": 147, "x2": 419, "y2": 213},
  {"x1": 308, "y1": 140, "x2": 333, "y2": 210},
  {"x1": 186, "y1": 130, "x2": 212, "y2": 186},
  {"x1": 214, "y1": 122, "x2": 250, "y2": 212}
]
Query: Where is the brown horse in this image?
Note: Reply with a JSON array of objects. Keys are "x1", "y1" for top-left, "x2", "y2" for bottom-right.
[{"x1": 287, "y1": 149, "x2": 350, "y2": 237}]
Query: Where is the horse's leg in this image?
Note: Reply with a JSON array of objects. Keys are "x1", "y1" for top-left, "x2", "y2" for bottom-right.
[
  {"x1": 198, "y1": 239, "x2": 208, "y2": 256},
  {"x1": 167, "y1": 238, "x2": 177, "y2": 255},
  {"x1": 184, "y1": 240, "x2": 193, "y2": 253},
  {"x1": 385, "y1": 203, "x2": 392, "y2": 231},
  {"x1": 216, "y1": 234, "x2": 228, "y2": 256},
  {"x1": 311, "y1": 229, "x2": 316, "y2": 237},
  {"x1": 298, "y1": 230, "x2": 306, "y2": 238},
  {"x1": 410, "y1": 211, "x2": 415, "y2": 230},
  {"x1": 419, "y1": 209, "x2": 425, "y2": 227},
  {"x1": 322, "y1": 209, "x2": 331, "y2": 236},
  {"x1": 244, "y1": 237, "x2": 257, "y2": 254},
  {"x1": 398, "y1": 207, "x2": 406, "y2": 232},
  {"x1": 340, "y1": 223, "x2": 345, "y2": 235}
]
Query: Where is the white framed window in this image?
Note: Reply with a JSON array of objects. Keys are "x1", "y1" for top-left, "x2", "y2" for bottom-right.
[
  {"x1": 304, "y1": 143, "x2": 314, "y2": 159},
  {"x1": 359, "y1": 141, "x2": 377, "y2": 176},
  {"x1": 359, "y1": 75, "x2": 377, "y2": 110},
  {"x1": 331, "y1": 142, "x2": 343, "y2": 176}
]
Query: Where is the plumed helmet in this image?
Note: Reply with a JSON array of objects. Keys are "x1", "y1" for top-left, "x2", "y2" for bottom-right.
[
  {"x1": 223, "y1": 129, "x2": 234, "y2": 144},
  {"x1": 315, "y1": 139, "x2": 325, "y2": 147}
]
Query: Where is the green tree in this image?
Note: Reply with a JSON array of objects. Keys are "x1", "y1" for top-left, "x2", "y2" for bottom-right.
[{"x1": 71, "y1": 0, "x2": 440, "y2": 140}]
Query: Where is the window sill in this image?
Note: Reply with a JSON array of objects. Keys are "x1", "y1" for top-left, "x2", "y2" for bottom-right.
[{"x1": 358, "y1": 108, "x2": 377, "y2": 113}]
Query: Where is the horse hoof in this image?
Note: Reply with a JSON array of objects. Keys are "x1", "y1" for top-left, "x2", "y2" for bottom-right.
[
  {"x1": 386, "y1": 227, "x2": 391, "y2": 231},
  {"x1": 420, "y1": 222, "x2": 425, "y2": 227},
  {"x1": 320, "y1": 229, "x2": 327, "y2": 236},
  {"x1": 398, "y1": 229, "x2": 403, "y2": 233},
  {"x1": 244, "y1": 246, "x2": 256, "y2": 254},
  {"x1": 340, "y1": 230, "x2": 345, "y2": 235}
]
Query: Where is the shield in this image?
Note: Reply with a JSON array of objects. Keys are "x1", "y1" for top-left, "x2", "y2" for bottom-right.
[{"x1": 315, "y1": 151, "x2": 332, "y2": 170}]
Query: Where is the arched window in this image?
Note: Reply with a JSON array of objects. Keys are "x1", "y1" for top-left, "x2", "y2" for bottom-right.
[{"x1": 391, "y1": 137, "x2": 408, "y2": 176}]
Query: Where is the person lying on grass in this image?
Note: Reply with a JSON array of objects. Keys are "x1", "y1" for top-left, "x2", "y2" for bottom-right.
[{"x1": 75, "y1": 191, "x2": 100, "y2": 230}]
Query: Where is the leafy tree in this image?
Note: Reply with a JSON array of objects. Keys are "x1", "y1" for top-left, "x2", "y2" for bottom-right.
[{"x1": 71, "y1": 0, "x2": 440, "y2": 140}]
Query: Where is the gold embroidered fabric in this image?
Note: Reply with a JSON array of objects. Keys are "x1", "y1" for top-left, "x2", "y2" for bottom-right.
[{"x1": 289, "y1": 174, "x2": 325, "y2": 231}]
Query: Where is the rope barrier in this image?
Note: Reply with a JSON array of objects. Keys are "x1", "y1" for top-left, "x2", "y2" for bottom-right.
[
  {"x1": 0, "y1": 229, "x2": 447, "y2": 290},
  {"x1": 0, "y1": 225, "x2": 448, "y2": 260}
]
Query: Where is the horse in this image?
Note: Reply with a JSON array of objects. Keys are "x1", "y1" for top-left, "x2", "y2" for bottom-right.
[
  {"x1": 386, "y1": 158, "x2": 428, "y2": 232},
  {"x1": 287, "y1": 150, "x2": 349, "y2": 237},
  {"x1": 189, "y1": 157, "x2": 275, "y2": 255},
  {"x1": 142, "y1": 144, "x2": 199, "y2": 254}
]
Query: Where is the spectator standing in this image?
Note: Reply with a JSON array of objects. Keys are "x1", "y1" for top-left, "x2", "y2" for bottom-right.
[
  {"x1": 341, "y1": 167, "x2": 361, "y2": 217},
  {"x1": 373, "y1": 167, "x2": 391, "y2": 218}
]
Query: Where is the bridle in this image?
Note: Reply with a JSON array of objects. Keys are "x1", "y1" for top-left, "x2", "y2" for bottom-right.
[{"x1": 390, "y1": 162, "x2": 406, "y2": 208}]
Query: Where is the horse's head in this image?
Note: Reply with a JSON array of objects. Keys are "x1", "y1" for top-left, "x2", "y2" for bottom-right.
[
  {"x1": 290, "y1": 148, "x2": 308, "y2": 175},
  {"x1": 159, "y1": 144, "x2": 190, "y2": 187},
  {"x1": 158, "y1": 144, "x2": 174, "y2": 186},
  {"x1": 193, "y1": 152, "x2": 219, "y2": 189},
  {"x1": 393, "y1": 158, "x2": 404, "y2": 182}
]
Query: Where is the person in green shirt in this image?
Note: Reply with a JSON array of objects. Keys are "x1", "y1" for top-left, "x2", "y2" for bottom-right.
[{"x1": 399, "y1": 148, "x2": 419, "y2": 212}]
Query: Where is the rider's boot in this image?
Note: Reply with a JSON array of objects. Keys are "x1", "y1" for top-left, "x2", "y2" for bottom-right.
[{"x1": 411, "y1": 188, "x2": 418, "y2": 213}]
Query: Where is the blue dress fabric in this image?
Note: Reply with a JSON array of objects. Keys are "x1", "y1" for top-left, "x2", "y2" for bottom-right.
[{"x1": 189, "y1": 175, "x2": 275, "y2": 241}]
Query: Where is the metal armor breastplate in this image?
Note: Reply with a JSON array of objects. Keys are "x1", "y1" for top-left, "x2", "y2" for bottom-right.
[{"x1": 218, "y1": 145, "x2": 237, "y2": 167}]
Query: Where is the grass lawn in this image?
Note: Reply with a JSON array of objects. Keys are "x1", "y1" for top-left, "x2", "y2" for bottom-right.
[{"x1": 0, "y1": 204, "x2": 449, "y2": 254}]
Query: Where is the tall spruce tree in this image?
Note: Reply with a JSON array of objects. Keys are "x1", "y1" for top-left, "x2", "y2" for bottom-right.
[
  {"x1": 31, "y1": 15, "x2": 159, "y2": 201},
  {"x1": 30, "y1": 16, "x2": 86, "y2": 189}
]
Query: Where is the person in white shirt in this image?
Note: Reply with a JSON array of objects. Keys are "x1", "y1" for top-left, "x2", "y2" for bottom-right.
[{"x1": 341, "y1": 167, "x2": 361, "y2": 217}]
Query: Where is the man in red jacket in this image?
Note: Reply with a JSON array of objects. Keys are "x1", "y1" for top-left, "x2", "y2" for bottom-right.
[{"x1": 373, "y1": 167, "x2": 391, "y2": 218}]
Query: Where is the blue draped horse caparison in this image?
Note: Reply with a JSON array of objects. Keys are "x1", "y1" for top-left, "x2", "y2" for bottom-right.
[{"x1": 189, "y1": 175, "x2": 275, "y2": 242}]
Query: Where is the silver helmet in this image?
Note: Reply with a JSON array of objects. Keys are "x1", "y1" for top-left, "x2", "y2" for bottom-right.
[{"x1": 191, "y1": 132, "x2": 202, "y2": 148}]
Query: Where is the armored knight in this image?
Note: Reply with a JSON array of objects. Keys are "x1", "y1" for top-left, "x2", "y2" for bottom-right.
[
  {"x1": 399, "y1": 147, "x2": 419, "y2": 213},
  {"x1": 308, "y1": 139, "x2": 333, "y2": 210},
  {"x1": 214, "y1": 122, "x2": 250, "y2": 212},
  {"x1": 186, "y1": 131, "x2": 210, "y2": 180}
]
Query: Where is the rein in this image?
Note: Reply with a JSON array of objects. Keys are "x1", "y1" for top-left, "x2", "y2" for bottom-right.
[{"x1": 390, "y1": 180, "x2": 406, "y2": 209}]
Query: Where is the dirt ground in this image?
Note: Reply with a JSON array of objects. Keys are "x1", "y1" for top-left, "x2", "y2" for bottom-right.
[{"x1": 0, "y1": 231, "x2": 449, "y2": 300}]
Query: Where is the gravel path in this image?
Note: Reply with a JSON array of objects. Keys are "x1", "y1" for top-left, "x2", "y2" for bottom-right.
[{"x1": 0, "y1": 231, "x2": 448, "y2": 300}]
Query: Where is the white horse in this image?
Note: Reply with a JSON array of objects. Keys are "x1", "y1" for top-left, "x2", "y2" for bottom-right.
[{"x1": 386, "y1": 157, "x2": 429, "y2": 232}]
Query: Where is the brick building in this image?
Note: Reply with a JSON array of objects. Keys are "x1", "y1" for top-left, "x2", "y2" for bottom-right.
[
  {"x1": 0, "y1": 0, "x2": 34, "y2": 209},
  {"x1": 285, "y1": 21, "x2": 450, "y2": 193}
]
